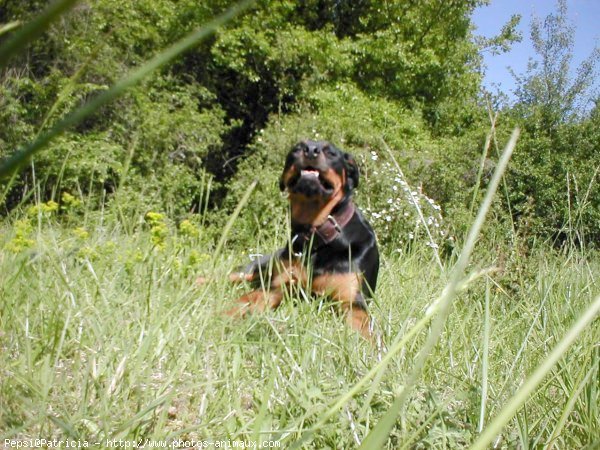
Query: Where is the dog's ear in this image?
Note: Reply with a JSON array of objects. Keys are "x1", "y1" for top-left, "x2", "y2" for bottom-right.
[
  {"x1": 280, "y1": 162, "x2": 293, "y2": 191},
  {"x1": 343, "y1": 153, "x2": 359, "y2": 190}
]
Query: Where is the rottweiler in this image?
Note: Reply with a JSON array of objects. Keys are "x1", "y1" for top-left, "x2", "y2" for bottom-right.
[{"x1": 226, "y1": 140, "x2": 379, "y2": 339}]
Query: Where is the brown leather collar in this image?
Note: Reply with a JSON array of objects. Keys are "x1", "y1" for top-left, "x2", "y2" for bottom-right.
[{"x1": 311, "y1": 201, "x2": 355, "y2": 244}]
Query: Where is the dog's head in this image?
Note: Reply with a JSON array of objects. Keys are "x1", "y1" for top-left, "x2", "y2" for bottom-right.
[
  {"x1": 280, "y1": 140, "x2": 359, "y2": 225},
  {"x1": 280, "y1": 140, "x2": 359, "y2": 196}
]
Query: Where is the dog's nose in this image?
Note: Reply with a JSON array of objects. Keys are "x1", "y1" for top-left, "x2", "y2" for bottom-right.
[{"x1": 304, "y1": 144, "x2": 320, "y2": 159}]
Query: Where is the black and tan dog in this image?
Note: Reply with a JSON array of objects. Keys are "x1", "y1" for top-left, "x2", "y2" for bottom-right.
[{"x1": 226, "y1": 140, "x2": 379, "y2": 338}]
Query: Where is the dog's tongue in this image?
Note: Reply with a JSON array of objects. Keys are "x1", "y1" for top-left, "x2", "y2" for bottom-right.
[{"x1": 301, "y1": 169, "x2": 320, "y2": 178}]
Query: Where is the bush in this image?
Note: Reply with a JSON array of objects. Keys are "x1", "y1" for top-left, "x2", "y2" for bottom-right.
[
  {"x1": 506, "y1": 113, "x2": 600, "y2": 246},
  {"x1": 0, "y1": 68, "x2": 229, "y2": 218}
]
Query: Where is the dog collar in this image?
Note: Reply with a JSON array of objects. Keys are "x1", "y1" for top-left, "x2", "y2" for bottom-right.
[{"x1": 311, "y1": 201, "x2": 356, "y2": 244}]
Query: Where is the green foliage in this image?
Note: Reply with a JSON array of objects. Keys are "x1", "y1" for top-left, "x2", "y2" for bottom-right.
[
  {"x1": 503, "y1": 0, "x2": 600, "y2": 246},
  {"x1": 1, "y1": 2, "x2": 244, "y2": 213},
  {"x1": 506, "y1": 115, "x2": 600, "y2": 245},
  {"x1": 1, "y1": 0, "x2": 491, "y2": 243},
  {"x1": 0, "y1": 76, "x2": 39, "y2": 159},
  {"x1": 0, "y1": 74, "x2": 228, "y2": 216},
  {"x1": 4, "y1": 217, "x2": 34, "y2": 252},
  {"x1": 475, "y1": 13, "x2": 522, "y2": 55},
  {"x1": 116, "y1": 81, "x2": 227, "y2": 214}
]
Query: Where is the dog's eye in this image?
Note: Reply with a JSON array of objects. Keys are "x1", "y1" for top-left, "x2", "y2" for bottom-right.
[{"x1": 323, "y1": 146, "x2": 336, "y2": 157}]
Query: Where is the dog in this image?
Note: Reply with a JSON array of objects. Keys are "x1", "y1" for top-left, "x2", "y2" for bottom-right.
[{"x1": 225, "y1": 140, "x2": 379, "y2": 339}]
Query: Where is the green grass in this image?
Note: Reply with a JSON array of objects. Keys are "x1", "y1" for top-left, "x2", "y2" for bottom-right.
[{"x1": 1, "y1": 208, "x2": 598, "y2": 448}]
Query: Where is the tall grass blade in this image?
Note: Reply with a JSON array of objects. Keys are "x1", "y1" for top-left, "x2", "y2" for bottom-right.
[
  {"x1": 37, "y1": 38, "x2": 104, "y2": 135},
  {"x1": 113, "y1": 393, "x2": 172, "y2": 436},
  {"x1": 0, "y1": 0, "x2": 79, "y2": 69},
  {"x1": 0, "y1": 0, "x2": 255, "y2": 178},
  {"x1": 251, "y1": 372, "x2": 276, "y2": 444},
  {"x1": 486, "y1": 99, "x2": 516, "y2": 237},
  {"x1": 0, "y1": 21, "x2": 21, "y2": 37},
  {"x1": 478, "y1": 277, "x2": 491, "y2": 432},
  {"x1": 470, "y1": 294, "x2": 600, "y2": 450},
  {"x1": 357, "y1": 128, "x2": 519, "y2": 450},
  {"x1": 212, "y1": 179, "x2": 258, "y2": 264},
  {"x1": 470, "y1": 113, "x2": 496, "y2": 216}
]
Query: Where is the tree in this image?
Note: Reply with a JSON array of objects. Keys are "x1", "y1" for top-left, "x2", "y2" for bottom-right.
[{"x1": 511, "y1": 0, "x2": 600, "y2": 131}]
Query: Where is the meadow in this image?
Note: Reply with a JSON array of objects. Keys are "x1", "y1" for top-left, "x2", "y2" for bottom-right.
[{"x1": 1, "y1": 169, "x2": 598, "y2": 448}]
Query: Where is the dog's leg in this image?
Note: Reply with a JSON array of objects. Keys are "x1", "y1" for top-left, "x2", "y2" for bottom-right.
[
  {"x1": 224, "y1": 289, "x2": 284, "y2": 317},
  {"x1": 197, "y1": 250, "x2": 287, "y2": 286},
  {"x1": 312, "y1": 273, "x2": 372, "y2": 340},
  {"x1": 341, "y1": 295, "x2": 371, "y2": 340},
  {"x1": 228, "y1": 272, "x2": 257, "y2": 283},
  {"x1": 228, "y1": 249, "x2": 287, "y2": 284},
  {"x1": 195, "y1": 271, "x2": 254, "y2": 285}
]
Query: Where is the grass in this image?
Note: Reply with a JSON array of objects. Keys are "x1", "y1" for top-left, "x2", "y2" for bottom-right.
[{"x1": 1, "y1": 203, "x2": 598, "y2": 448}]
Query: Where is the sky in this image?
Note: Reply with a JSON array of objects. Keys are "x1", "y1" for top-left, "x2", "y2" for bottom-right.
[{"x1": 471, "y1": 0, "x2": 600, "y2": 100}]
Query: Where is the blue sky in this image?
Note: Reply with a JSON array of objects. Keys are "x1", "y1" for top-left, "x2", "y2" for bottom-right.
[{"x1": 472, "y1": 0, "x2": 600, "y2": 99}]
